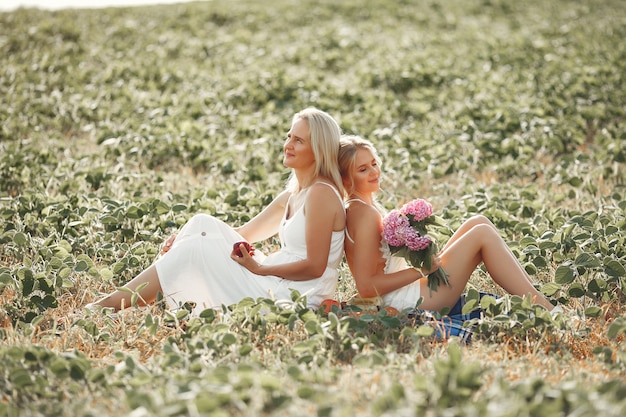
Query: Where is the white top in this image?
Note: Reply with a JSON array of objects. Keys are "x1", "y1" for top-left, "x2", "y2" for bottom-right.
[
  {"x1": 345, "y1": 198, "x2": 421, "y2": 310},
  {"x1": 155, "y1": 183, "x2": 345, "y2": 315}
]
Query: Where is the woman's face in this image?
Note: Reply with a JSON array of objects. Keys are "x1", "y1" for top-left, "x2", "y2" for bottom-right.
[
  {"x1": 283, "y1": 118, "x2": 315, "y2": 170},
  {"x1": 349, "y1": 148, "x2": 380, "y2": 195}
]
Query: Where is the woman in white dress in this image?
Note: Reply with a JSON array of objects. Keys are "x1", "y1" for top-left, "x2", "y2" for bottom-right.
[
  {"x1": 337, "y1": 135, "x2": 555, "y2": 313},
  {"x1": 89, "y1": 108, "x2": 346, "y2": 315}
]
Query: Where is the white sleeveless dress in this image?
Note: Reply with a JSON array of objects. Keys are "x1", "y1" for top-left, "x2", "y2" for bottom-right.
[
  {"x1": 155, "y1": 183, "x2": 345, "y2": 315},
  {"x1": 345, "y1": 199, "x2": 422, "y2": 310}
]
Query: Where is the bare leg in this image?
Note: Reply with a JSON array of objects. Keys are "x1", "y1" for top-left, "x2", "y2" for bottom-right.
[
  {"x1": 438, "y1": 215, "x2": 497, "y2": 253},
  {"x1": 92, "y1": 265, "x2": 163, "y2": 311},
  {"x1": 420, "y1": 221, "x2": 553, "y2": 312}
]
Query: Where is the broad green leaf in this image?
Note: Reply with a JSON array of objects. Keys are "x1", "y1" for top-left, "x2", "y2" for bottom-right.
[
  {"x1": 0, "y1": 271, "x2": 13, "y2": 289},
  {"x1": 574, "y1": 253, "x2": 601, "y2": 268},
  {"x1": 304, "y1": 320, "x2": 322, "y2": 335},
  {"x1": 541, "y1": 282, "x2": 561, "y2": 296},
  {"x1": 461, "y1": 298, "x2": 478, "y2": 315},
  {"x1": 99, "y1": 267, "x2": 114, "y2": 281},
  {"x1": 567, "y1": 283, "x2": 585, "y2": 298},
  {"x1": 13, "y1": 232, "x2": 28, "y2": 246},
  {"x1": 221, "y1": 332, "x2": 237, "y2": 345},
  {"x1": 239, "y1": 344, "x2": 253, "y2": 356},
  {"x1": 584, "y1": 306, "x2": 603, "y2": 318},
  {"x1": 74, "y1": 260, "x2": 89, "y2": 272},
  {"x1": 112, "y1": 259, "x2": 128, "y2": 274},
  {"x1": 380, "y1": 315, "x2": 401, "y2": 328},
  {"x1": 607, "y1": 318, "x2": 626, "y2": 339},
  {"x1": 154, "y1": 200, "x2": 170, "y2": 215},
  {"x1": 10, "y1": 369, "x2": 33, "y2": 388},
  {"x1": 587, "y1": 278, "x2": 607, "y2": 293},
  {"x1": 480, "y1": 295, "x2": 498, "y2": 310},
  {"x1": 604, "y1": 258, "x2": 626, "y2": 277},
  {"x1": 99, "y1": 215, "x2": 118, "y2": 224},
  {"x1": 415, "y1": 325, "x2": 434, "y2": 337},
  {"x1": 554, "y1": 265, "x2": 575, "y2": 284},
  {"x1": 126, "y1": 205, "x2": 144, "y2": 219}
]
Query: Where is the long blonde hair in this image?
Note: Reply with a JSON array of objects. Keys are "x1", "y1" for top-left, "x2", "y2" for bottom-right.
[
  {"x1": 286, "y1": 107, "x2": 344, "y2": 195},
  {"x1": 338, "y1": 135, "x2": 382, "y2": 199}
]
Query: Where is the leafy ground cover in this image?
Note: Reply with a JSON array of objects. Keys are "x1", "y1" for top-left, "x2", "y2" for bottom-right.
[{"x1": 1, "y1": 0, "x2": 625, "y2": 415}]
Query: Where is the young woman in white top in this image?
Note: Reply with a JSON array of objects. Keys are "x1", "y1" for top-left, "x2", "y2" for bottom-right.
[
  {"x1": 338, "y1": 135, "x2": 555, "y2": 312},
  {"x1": 88, "y1": 108, "x2": 346, "y2": 315}
]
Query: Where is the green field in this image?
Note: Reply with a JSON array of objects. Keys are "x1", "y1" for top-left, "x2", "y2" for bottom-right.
[{"x1": 1, "y1": 0, "x2": 625, "y2": 415}]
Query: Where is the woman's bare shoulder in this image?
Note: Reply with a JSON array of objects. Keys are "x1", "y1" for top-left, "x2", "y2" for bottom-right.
[
  {"x1": 307, "y1": 182, "x2": 343, "y2": 206},
  {"x1": 346, "y1": 200, "x2": 380, "y2": 219},
  {"x1": 346, "y1": 201, "x2": 381, "y2": 235}
]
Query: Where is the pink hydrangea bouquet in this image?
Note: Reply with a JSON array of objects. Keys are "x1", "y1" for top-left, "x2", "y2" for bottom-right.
[{"x1": 382, "y1": 198, "x2": 450, "y2": 293}]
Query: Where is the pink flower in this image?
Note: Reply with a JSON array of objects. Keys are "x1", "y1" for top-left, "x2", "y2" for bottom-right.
[
  {"x1": 405, "y1": 230, "x2": 431, "y2": 251},
  {"x1": 382, "y1": 210, "x2": 410, "y2": 247},
  {"x1": 400, "y1": 198, "x2": 433, "y2": 222},
  {"x1": 381, "y1": 198, "x2": 450, "y2": 293}
]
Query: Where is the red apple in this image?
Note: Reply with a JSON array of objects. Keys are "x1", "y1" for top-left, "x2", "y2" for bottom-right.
[
  {"x1": 233, "y1": 241, "x2": 252, "y2": 257},
  {"x1": 319, "y1": 299, "x2": 341, "y2": 314}
]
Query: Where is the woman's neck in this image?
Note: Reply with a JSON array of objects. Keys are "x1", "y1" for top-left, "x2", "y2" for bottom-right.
[{"x1": 293, "y1": 166, "x2": 318, "y2": 191}]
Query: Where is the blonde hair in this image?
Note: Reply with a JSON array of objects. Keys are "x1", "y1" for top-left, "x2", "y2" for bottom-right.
[
  {"x1": 338, "y1": 135, "x2": 382, "y2": 198},
  {"x1": 286, "y1": 107, "x2": 344, "y2": 195}
]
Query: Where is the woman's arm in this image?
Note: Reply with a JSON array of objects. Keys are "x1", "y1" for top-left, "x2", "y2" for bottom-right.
[
  {"x1": 233, "y1": 183, "x2": 342, "y2": 281},
  {"x1": 235, "y1": 190, "x2": 290, "y2": 243},
  {"x1": 347, "y1": 204, "x2": 433, "y2": 298}
]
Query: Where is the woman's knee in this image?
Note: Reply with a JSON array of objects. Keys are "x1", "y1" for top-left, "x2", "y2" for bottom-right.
[
  {"x1": 466, "y1": 214, "x2": 497, "y2": 231},
  {"x1": 187, "y1": 213, "x2": 217, "y2": 228},
  {"x1": 189, "y1": 213, "x2": 212, "y2": 222},
  {"x1": 470, "y1": 223, "x2": 499, "y2": 241}
]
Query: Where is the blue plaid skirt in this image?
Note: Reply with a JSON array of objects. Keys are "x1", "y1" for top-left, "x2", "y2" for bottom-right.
[{"x1": 406, "y1": 292, "x2": 497, "y2": 344}]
